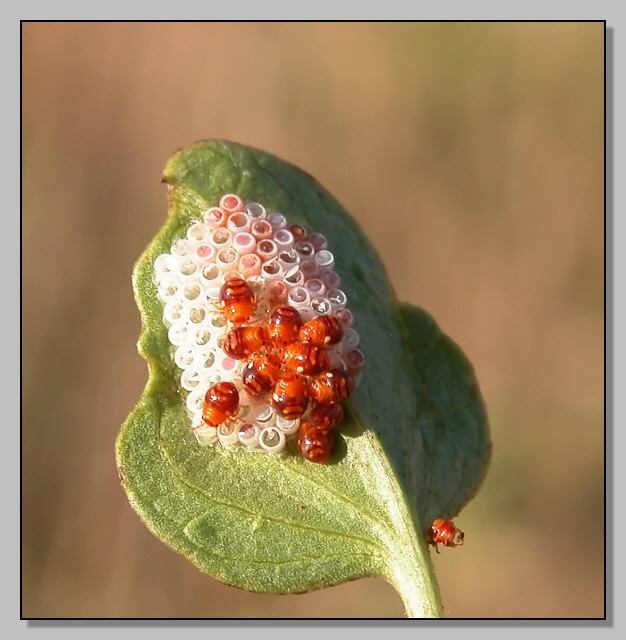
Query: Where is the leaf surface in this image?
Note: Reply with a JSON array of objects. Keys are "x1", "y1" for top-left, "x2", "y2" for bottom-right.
[{"x1": 116, "y1": 140, "x2": 491, "y2": 617}]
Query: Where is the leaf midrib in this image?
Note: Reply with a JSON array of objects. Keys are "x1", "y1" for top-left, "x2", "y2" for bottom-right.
[
  {"x1": 152, "y1": 391, "x2": 425, "y2": 581},
  {"x1": 157, "y1": 417, "x2": 388, "y2": 548}
]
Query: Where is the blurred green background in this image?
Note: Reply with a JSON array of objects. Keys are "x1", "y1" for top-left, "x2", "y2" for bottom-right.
[{"x1": 22, "y1": 22, "x2": 604, "y2": 618}]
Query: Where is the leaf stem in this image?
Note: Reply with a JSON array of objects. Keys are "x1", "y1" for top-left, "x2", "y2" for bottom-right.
[
  {"x1": 381, "y1": 498, "x2": 444, "y2": 617},
  {"x1": 387, "y1": 554, "x2": 444, "y2": 618}
]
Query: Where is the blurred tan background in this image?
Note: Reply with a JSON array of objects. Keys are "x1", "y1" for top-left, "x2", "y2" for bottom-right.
[{"x1": 22, "y1": 22, "x2": 604, "y2": 619}]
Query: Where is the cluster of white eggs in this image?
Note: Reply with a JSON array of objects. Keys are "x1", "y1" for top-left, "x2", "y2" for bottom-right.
[{"x1": 153, "y1": 194, "x2": 364, "y2": 455}]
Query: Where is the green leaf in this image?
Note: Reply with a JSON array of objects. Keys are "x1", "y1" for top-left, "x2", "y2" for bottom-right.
[{"x1": 115, "y1": 140, "x2": 491, "y2": 618}]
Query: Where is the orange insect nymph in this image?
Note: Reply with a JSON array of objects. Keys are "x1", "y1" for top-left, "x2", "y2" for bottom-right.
[
  {"x1": 265, "y1": 305, "x2": 303, "y2": 347},
  {"x1": 202, "y1": 381, "x2": 240, "y2": 427},
  {"x1": 428, "y1": 519, "x2": 465, "y2": 553},
  {"x1": 222, "y1": 325, "x2": 268, "y2": 360},
  {"x1": 309, "y1": 402, "x2": 344, "y2": 431},
  {"x1": 241, "y1": 352, "x2": 281, "y2": 398},
  {"x1": 219, "y1": 277, "x2": 255, "y2": 324},
  {"x1": 281, "y1": 341, "x2": 330, "y2": 376},
  {"x1": 308, "y1": 368, "x2": 355, "y2": 405},
  {"x1": 297, "y1": 420, "x2": 333, "y2": 463},
  {"x1": 298, "y1": 315, "x2": 343, "y2": 346},
  {"x1": 271, "y1": 373, "x2": 310, "y2": 419}
]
